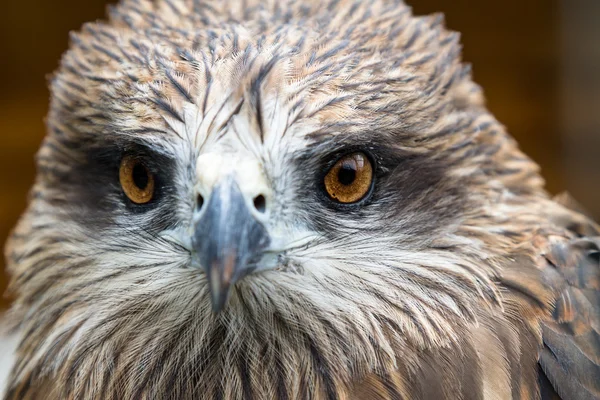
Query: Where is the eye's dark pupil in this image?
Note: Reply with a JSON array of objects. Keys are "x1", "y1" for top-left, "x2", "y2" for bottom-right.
[
  {"x1": 337, "y1": 164, "x2": 356, "y2": 186},
  {"x1": 132, "y1": 163, "x2": 149, "y2": 189}
]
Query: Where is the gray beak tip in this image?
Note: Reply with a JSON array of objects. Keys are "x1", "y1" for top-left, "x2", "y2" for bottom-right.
[{"x1": 211, "y1": 290, "x2": 229, "y2": 313}]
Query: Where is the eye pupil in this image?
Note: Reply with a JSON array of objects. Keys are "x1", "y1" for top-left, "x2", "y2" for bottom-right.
[
  {"x1": 337, "y1": 164, "x2": 356, "y2": 186},
  {"x1": 132, "y1": 163, "x2": 149, "y2": 189}
]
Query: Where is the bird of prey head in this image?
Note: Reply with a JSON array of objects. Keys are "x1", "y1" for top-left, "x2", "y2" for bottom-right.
[{"x1": 4, "y1": 0, "x2": 600, "y2": 399}]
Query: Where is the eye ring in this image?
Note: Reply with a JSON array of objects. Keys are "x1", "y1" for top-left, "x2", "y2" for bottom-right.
[
  {"x1": 323, "y1": 152, "x2": 373, "y2": 204},
  {"x1": 119, "y1": 156, "x2": 155, "y2": 205}
]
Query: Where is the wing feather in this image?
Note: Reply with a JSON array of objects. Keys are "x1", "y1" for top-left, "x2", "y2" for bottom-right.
[{"x1": 538, "y1": 224, "x2": 600, "y2": 400}]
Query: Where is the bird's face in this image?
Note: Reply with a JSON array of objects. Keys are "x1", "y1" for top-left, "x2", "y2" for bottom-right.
[
  {"x1": 43, "y1": 58, "x2": 474, "y2": 330},
  {"x1": 6, "y1": 1, "x2": 543, "y2": 393},
  {"x1": 110, "y1": 74, "x2": 464, "y2": 315}
]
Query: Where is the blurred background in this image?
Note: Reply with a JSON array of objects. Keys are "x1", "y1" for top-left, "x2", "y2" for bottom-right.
[{"x1": 0, "y1": 0, "x2": 598, "y2": 308}]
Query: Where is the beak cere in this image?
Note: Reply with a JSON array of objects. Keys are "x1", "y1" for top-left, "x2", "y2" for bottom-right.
[{"x1": 192, "y1": 178, "x2": 270, "y2": 312}]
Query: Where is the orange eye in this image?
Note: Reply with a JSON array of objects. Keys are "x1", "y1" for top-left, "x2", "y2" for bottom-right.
[
  {"x1": 324, "y1": 152, "x2": 373, "y2": 204},
  {"x1": 119, "y1": 156, "x2": 155, "y2": 204}
]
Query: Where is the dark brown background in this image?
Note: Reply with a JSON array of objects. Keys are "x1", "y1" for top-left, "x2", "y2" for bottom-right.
[{"x1": 1, "y1": 1, "x2": 599, "y2": 308}]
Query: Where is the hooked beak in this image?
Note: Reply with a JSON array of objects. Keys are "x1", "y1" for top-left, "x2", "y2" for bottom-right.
[{"x1": 191, "y1": 178, "x2": 270, "y2": 313}]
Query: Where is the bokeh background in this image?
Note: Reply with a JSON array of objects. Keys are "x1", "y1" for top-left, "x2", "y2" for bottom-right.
[{"x1": 1, "y1": 0, "x2": 599, "y2": 308}]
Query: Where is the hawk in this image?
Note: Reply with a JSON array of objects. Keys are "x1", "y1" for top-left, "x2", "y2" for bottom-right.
[{"x1": 2, "y1": 0, "x2": 599, "y2": 399}]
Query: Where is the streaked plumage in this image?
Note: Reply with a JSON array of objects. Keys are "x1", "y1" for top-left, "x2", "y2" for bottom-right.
[{"x1": 3, "y1": 0, "x2": 599, "y2": 399}]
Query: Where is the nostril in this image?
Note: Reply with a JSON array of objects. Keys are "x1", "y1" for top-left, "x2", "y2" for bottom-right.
[
  {"x1": 253, "y1": 195, "x2": 266, "y2": 213},
  {"x1": 197, "y1": 194, "x2": 204, "y2": 211}
]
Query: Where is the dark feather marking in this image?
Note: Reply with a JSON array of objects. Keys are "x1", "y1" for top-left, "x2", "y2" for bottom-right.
[
  {"x1": 95, "y1": 27, "x2": 118, "y2": 44},
  {"x1": 306, "y1": 50, "x2": 318, "y2": 67},
  {"x1": 121, "y1": 127, "x2": 169, "y2": 135},
  {"x1": 90, "y1": 43, "x2": 123, "y2": 63},
  {"x1": 250, "y1": 56, "x2": 280, "y2": 143},
  {"x1": 14, "y1": 243, "x2": 47, "y2": 261},
  {"x1": 6, "y1": 374, "x2": 33, "y2": 400},
  {"x1": 306, "y1": 336, "x2": 338, "y2": 400},
  {"x1": 213, "y1": 98, "x2": 244, "y2": 141},
  {"x1": 178, "y1": 49, "x2": 199, "y2": 64},
  {"x1": 164, "y1": 68, "x2": 195, "y2": 103},
  {"x1": 232, "y1": 31, "x2": 239, "y2": 54},
  {"x1": 63, "y1": 80, "x2": 87, "y2": 94},
  {"x1": 238, "y1": 341, "x2": 254, "y2": 400},
  {"x1": 206, "y1": 32, "x2": 218, "y2": 64},
  {"x1": 285, "y1": 97, "x2": 306, "y2": 127},
  {"x1": 21, "y1": 270, "x2": 90, "y2": 306},
  {"x1": 315, "y1": 41, "x2": 350, "y2": 63},
  {"x1": 409, "y1": 53, "x2": 436, "y2": 67},
  {"x1": 69, "y1": 32, "x2": 89, "y2": 52},
  {"x1": 242, "y1": 44, "x2": 259, "y2": 71},
  {"x1": 70, "y1": 267, "x2": 148, "y2": 290},
  {"x1": 277, "y1": 108, "x2": 294, "y2": 139},
  {"x1": 273, "y1": 339, "x2": 289, "y2": 400},
  {"x1": 403, "y1": 27, "x2": 420, "y2": 51},
  {"x1": 364, "y1": 286, "x2": 433, "y2": 341},
  {"x1": 129, "y1": 38, "x2": 150, "y2": 59},
  {"x1": 340, "y1": 76, "x2": 414, "y2": 90},
  {"x1": 201, "y1": 52, "x2": 213, "y2": 117},
  {"x1": 81, "y1": 75, "x2": 118, "y2": 84},
  {"x1": 15, "y1": 255, "x2": 74, "y2": 288},
  {"x1": 150, "y1": 97, "x2": 185, "y2": 123},
  {"x1": 292, "y1": 34, "x2": 307, "y2": 52},
  {"x1": 303, "y1": 95, "x2": 354, "y2": 119},
  {"x1": 163, "y1": 0, "x2": 182, "y2": 16}
]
